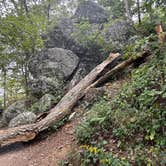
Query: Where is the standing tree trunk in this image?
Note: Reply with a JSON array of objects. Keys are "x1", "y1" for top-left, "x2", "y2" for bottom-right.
[
  {"x1": 137, "y1": 0, "x2": 141, "y2": 24},
  {"x1": 24, "y1": 63, "x2": 29, "y2": 100},
  {"x1": 19, "y1": 0, "x2": 29, "y2": 14},
  {"x1": 2, "y1": 67, "x2": 7, "y2": 109},
  {"x1": 47, "y1": 3, "x2": 51, "y2": 20},
  {"x1": 21, "y1": 62, "x2": 29, "y2": 103},
  {"x1": 124, "y1": 0, "x2": 132, "y2": 22}
]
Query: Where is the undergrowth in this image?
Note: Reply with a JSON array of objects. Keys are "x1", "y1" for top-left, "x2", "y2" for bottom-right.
[{"x1": 76, "y1": 43, "x2": 166, "y2": 165}]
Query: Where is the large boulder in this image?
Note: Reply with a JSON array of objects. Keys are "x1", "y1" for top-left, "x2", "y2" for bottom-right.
[
  {"x1": 9, "y1": 112, "x2": 36, "y2": 128},
  {"x1": 45, "y1": 18, "x2": 81, "y2": 54},
  {"x1": 73, "y1": 0, "x2": 108, "y2": 23},
  {"x1": 0, "y1": 118, "x2": 6, "y2": 128},
  {"x1": 0, "y1": 115, "x2": 6, "y2": 128},
  {"x1": 29, "y1": 47, "x2": 79, "y2": 96},
  {"x1": 29, "y1": 94, "x2": 57, "y2": 114},
  {"x1": 45, "y1": 18, "x2": 104, "y2": 62},
  {"x1": 29, "y1": 47, "x2": 79, "y2": 79},
  {"x1": 45, "y1": 1, "x2": 109, "y2": 58},
  {"x1": 39, "y1": 2, "x2": 135, "y2": 90},
  {"x1": 2, "y1": 100, "x2": 26, "y2": 124},
  {"x1": 67, "y1": 63, "x2": 90, "y2": 89}
]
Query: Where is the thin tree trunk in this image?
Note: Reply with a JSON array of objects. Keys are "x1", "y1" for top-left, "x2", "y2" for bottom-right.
[
  {"x1": 47, "y1": 3, "x2": 51, "y2": 20},
  {"x1": 137, "y1": 0, "x2": 141, "y2": 24},
  {"x1": 24, "y1": 63, "x2": 29, "y2": 100},
  {"x1": 19, "y1": 0, "x2": 28, "y2": 14},
  {"x1": 3, "y1": 68, "x2": 7, "y2": 109},
  {"x1": 124, "y1": 0, "x2": 132, "y2": 22}
]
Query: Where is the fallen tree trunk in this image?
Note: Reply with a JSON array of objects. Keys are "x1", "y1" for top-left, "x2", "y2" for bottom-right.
[
  {"x1": 89, "y1": 50, "x2": 151, "y2": 88},
  {"x1": 0, "y1": 53, "x2": 120, "y2": 146}
]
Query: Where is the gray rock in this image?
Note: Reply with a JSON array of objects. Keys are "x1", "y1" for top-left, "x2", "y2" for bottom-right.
[
  {"x1": 45, "y1": 18, "x2": 86, "y2": 57},
  {"x1": 0, "y1": 117, "x2": 6, "y2": 128},
  {"x1": 9, "y1": 112, "x2": 36, "y2": 128},
  {"x1": 29, "y1": 77, "x2": 64, "y2": 98},
  {"x1": 29, "y1": 47, "x2": 79, "y2": 79},
  {"x1": 104, "y1": 20, "x2": 135, "y2": 47},
  {"x1": 73, "y1": 0, "x2": 108, "y2": 23},
  {"x1": 68, "y1": 63, "x2": 89, "y2": 88},
  {"x1": 2, "y1": 100, "x2": 26, "y2": 123},
  {"x1": 28, "y1": 48, "x2": 79, "y2": 96},
  {"x1": 43, "y1": 2, "x2": 108, "y2": 84},
  {"x1": 42, "y1": 7, "x2": 135, "y2": 90},
  {"x1": 44, "y1": 20, "x2": 106, "y2": 89},
  {"x1": 29, "y1": 94, "x2": 56, "y2": 114}
]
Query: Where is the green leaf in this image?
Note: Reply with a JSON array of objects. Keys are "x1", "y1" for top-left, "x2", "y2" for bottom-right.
[{"x1": 150, "y1": 130, "x2": 155, "y2": 141}]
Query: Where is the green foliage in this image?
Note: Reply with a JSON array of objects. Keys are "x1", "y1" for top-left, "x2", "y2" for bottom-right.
[
  {"x1": 0, "y1": 3, "x2": 47, "y2": 104},
  {"x1": 49, "y1": 116, "x2": 69, "y2": 132},
  {"x1": 80, "y1": 145, "x2": 130, "y2": 166},
  {"x1": 72, "y1": 21, "x2": 104, "y2": 48},
  {"x1": 76, "y1": 98, "x2": 111, "y2": 143},
  {"x1": 0, "y1": 14, "x2": 46, "y2": 54},
  {"x1": 135, "y1": 17, "x2": 156, "y2": 36},
  {"x1": 76, "y1": 41, "x2": 166, "y2": 165},
  {"x1": 122, "y1": 34, "x2": 158, "y2": 60},
  {"x1": 97, "y1": 0, "x2": 125, "y2": 19},
  {"x1": 72, "y1": 21, "x2": 115, "y2": 55}
]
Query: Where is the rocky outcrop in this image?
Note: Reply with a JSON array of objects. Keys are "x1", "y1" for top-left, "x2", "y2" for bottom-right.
[
  {"x1": 45, "y1": 18, "x2": 103, "y2": 63},
  {"x1": 45, "y1": 18, "x2": 81, "y2": 54},
  {"x1": 73, "y1": 0, "x2": 108, "y2": 23},
  {"x1": 0, "y1": 117, "x2": 6, "y2": 128},
  {"x1": 2, "y1": 100, "x2": 26, "y2": 124},
  {"x1": 45, "y1": 1, "x2": 109, "y2": 64},
  {"x1": 29, "y1": 1, "x2": 135, "y2": 95},
  {"x1": 29, "y1": 94, "x2": 56, "y2": 114},
  {"x1": 9, "y1": 112, "x2": 36, "y2": 128},
  {"x1": 29, "y1": 48, "x2": 79, "y2": 97},
  {"x1": 45, "y1": 1, "x2": 108, "y2": 57},
  {"x1": 104, "y1": 20, "x2": 135, "y2": 47}
]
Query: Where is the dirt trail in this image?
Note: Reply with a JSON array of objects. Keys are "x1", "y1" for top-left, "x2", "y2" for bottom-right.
[
  {"x1": 0, "y1": 79, "x2": 126, "y2": 166},
  {"x1": 0, "y1": 118, "x2": 79, "y2": 166}
]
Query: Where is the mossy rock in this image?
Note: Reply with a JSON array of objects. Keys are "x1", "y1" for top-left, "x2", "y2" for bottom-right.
[{"x1": 29, "y1": 94, "x2": 57, "y2": 114}]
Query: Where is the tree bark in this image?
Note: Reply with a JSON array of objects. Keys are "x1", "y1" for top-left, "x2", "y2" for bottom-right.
[
  {"x1": 137, "y1": 0, "x2": 141, "y2": 24},
  {"x1": 89, "y1": 50, "x2": 151, "y2": 88},
  {"x1": 2, "y1": 67, "x2": 7, "y2": 109},
  {"x1": 0, "y1": 53, "x2": 120, "y2": 147},
  {"x1": 124, "y1": 0, "x2": 132, "y2": 22}
]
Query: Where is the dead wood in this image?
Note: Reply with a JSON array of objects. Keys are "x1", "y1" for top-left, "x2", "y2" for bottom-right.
[
  {"x1": 0, "y1": 53, "x2": 120, "y2": 146},
  {"x1": 89, "y1": 50, "x2": 151, "y2": 88}
]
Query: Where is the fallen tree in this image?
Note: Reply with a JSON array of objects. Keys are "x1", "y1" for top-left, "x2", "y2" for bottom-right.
[
  {"x1": 89, "y1": 49, "x2": 151, "y2": 88},
  {"x1": 0, "y1": 53, "x2": 120, "y2": 146},
  {"x1": 0, "y1": 50, "x2": 151, "y2": 146}
]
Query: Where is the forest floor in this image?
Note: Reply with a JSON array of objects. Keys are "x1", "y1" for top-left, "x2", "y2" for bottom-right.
[
  {"x1": 0, "y1": 79, "x2": 126, "y2": 166},
  {"x1": 0, "y1": 117, "x2": 79, "y2": 166}
]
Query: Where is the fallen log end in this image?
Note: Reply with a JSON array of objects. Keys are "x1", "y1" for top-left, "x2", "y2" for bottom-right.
[
  {"x1": 0, "y1": 131, "x2": 37, "y2": 147},
  {"x1": 108, "y1": 53, "x2": 121, "y2": 60}
]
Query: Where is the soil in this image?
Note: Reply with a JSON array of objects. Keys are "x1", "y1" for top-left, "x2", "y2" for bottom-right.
[
  {"x1": 0, "y1": 118, "x2": 79, "y2": 166},
  {"x1": 0, "y1": 79, "x2": 126, "y2": 166}
]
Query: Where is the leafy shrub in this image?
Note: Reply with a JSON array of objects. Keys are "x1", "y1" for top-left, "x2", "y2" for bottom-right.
[
  {"x1": 76, "y1": 99, "x2": 111, "y2": 143},
  {"x1": 135, "y1": 16, "x2": 156, "y2": 37},
  {"x1": 80, "y1": 145, "x2": 130, "y2": 166},
  {"x1": 71, "y1": 20, "x2": 116, "y2": 55},
  {"x1": 76, "y1": 43, "x2": 166, "y2": 165},
  {"x1": 123, "y1": 34, "x2": 158, "y2": 60}
]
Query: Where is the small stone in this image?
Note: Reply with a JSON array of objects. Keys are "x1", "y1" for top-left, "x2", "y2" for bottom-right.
[{"x1": 8, "y1": 112, "x2": 36, "y2": 128}]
